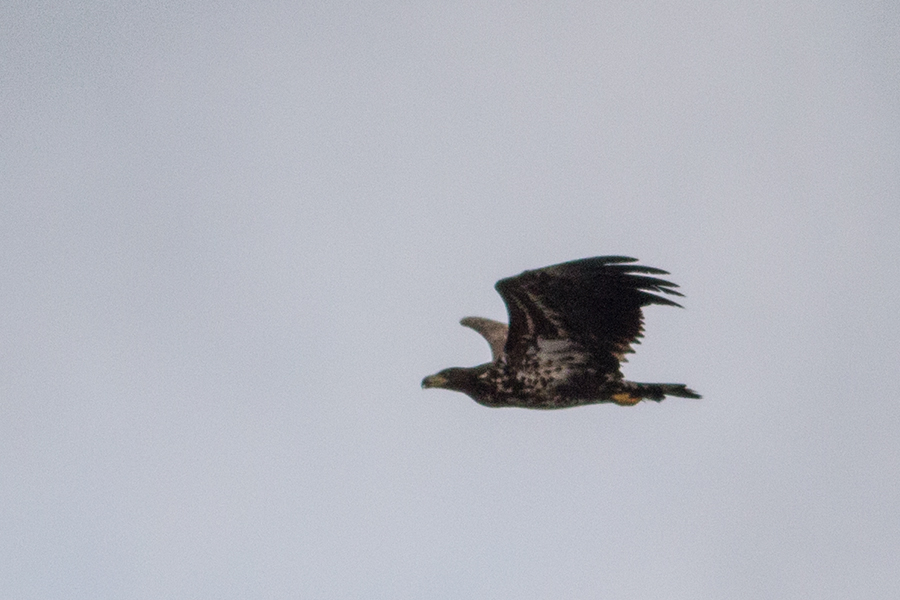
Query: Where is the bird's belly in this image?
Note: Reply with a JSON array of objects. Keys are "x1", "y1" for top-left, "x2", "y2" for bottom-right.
[{"x1": 483, "y1": 388, "x2": 607, "y2": 409}]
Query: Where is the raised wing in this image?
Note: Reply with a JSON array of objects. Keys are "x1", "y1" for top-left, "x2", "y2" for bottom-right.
[
  {"x1": 460, "y1": 316, "x2": 508, "y2": 362},
  {"x1": 494, "y1": 256, "x2": 684, "y2": 370}
]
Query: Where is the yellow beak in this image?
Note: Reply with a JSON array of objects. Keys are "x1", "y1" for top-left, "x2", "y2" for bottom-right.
[{"x1": 421, "y1": 374, "x2": 447, "y2": 389}]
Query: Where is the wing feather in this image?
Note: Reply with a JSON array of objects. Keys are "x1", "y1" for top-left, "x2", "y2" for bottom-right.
[
  {"x1": 494, "y1": 256, "x2": 685, "y2": 373},
  {"x1": 459, "y1": 317, "x2": 508, "y2": 362}
]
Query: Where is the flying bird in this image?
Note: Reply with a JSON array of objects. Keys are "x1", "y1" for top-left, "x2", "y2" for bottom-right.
[{"x1": 422, "y1": 256, "x2": 700, "y2": 409}]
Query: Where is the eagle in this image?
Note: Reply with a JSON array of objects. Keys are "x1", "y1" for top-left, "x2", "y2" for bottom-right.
[{"x1": 421, "y1": 256, "x2": 700, "y2": 409}]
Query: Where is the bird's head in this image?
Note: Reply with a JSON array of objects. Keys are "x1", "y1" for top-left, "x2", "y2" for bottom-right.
[{"x1": 421, "y1": 367, "x2": 482, "y2": 395}]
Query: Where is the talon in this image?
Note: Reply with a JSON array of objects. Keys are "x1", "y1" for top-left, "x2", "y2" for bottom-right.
[{"x1": 612, "y1": 392, "x2": 641, "y2": 406}]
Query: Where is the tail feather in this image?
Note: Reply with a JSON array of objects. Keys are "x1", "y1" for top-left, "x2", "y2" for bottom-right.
[{"x1": 630, "y1": 382, "x2": 702, "y2": 401}]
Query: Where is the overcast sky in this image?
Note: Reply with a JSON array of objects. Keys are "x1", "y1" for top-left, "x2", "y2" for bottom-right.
[{"x1": 2, "y1": 2, "x2": 899, "y2": 598}]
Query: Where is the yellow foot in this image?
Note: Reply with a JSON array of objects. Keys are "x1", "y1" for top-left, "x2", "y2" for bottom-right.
[{"x1": 611, "y1": 392, "x2": 642, "y2": 406}]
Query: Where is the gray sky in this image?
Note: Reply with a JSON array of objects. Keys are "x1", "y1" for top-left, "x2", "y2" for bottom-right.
[{"x1": 3, "y1": 2, "x2": 899, "y2": 598}]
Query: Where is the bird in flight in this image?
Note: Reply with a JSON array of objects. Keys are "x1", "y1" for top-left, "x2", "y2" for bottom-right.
[{"x1": 422, "y1": 256, "x2": 700, "y2": 409}]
